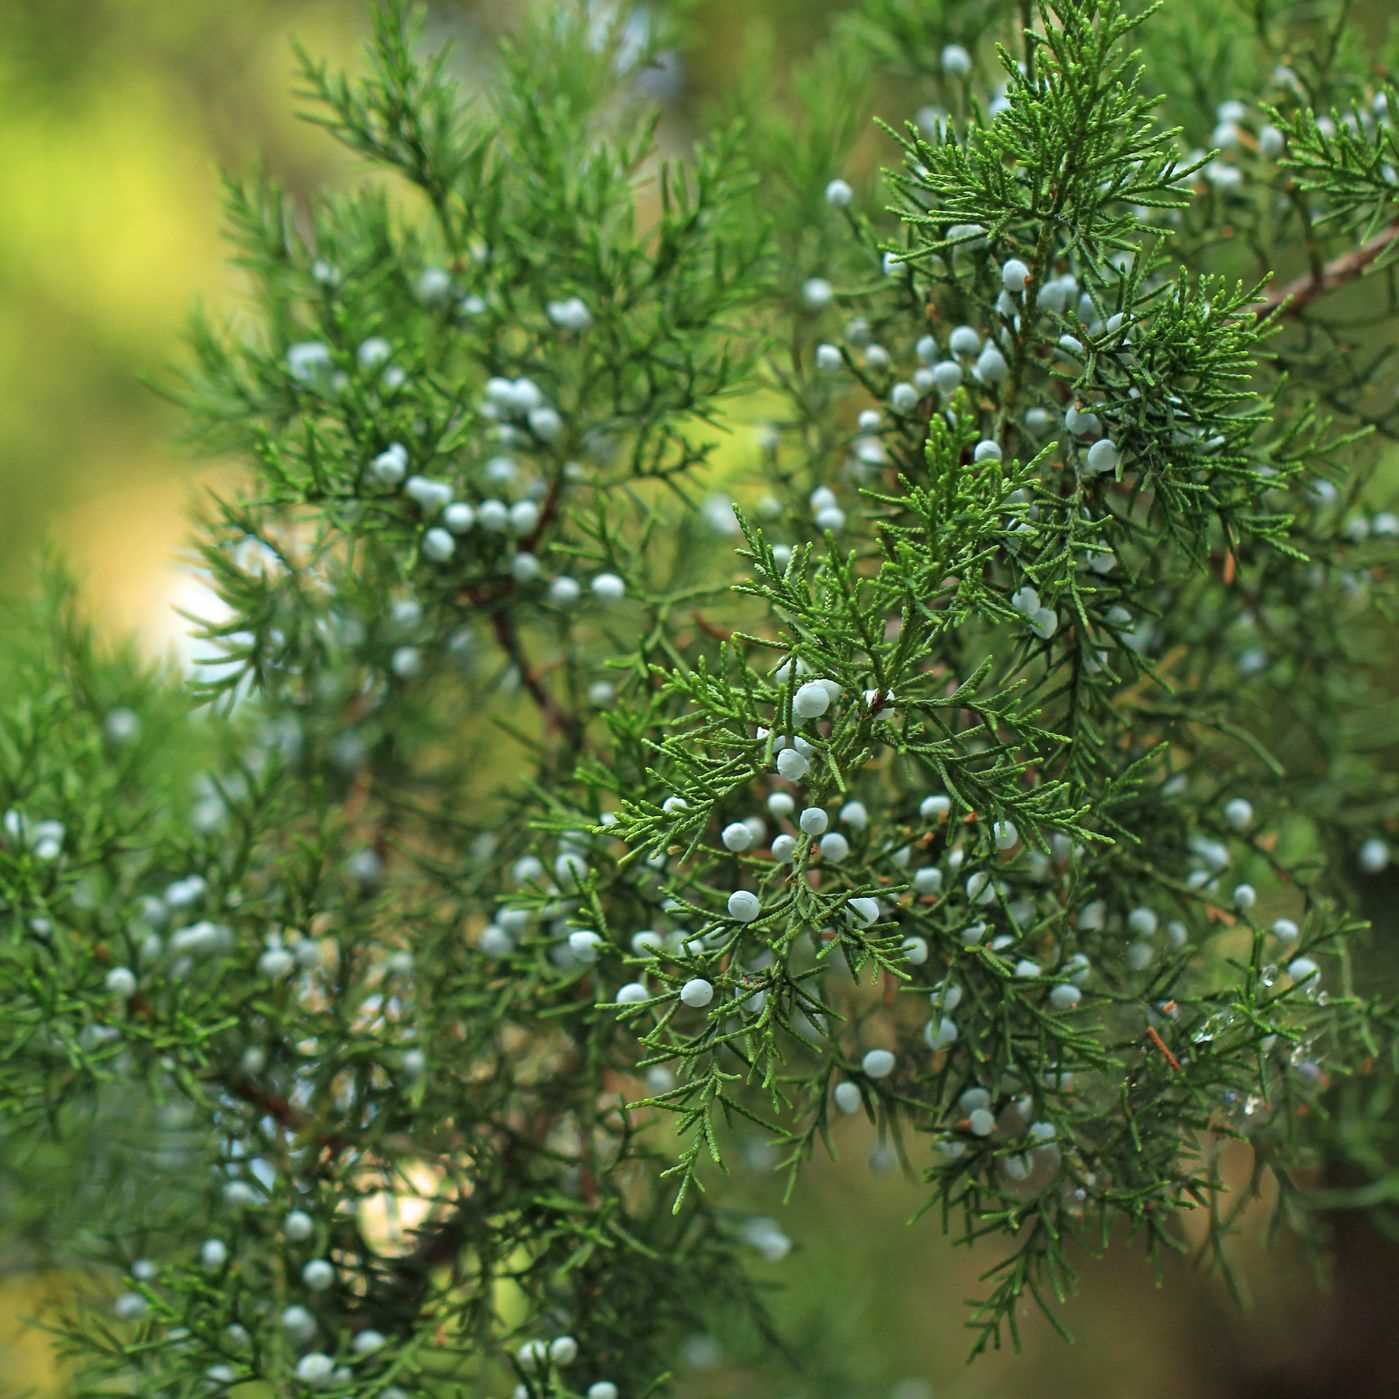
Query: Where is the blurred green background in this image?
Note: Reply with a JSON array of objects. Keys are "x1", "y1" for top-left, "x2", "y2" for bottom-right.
[{"x1": 3, "y1": 2, "x2": 1397, "y2": 1396}]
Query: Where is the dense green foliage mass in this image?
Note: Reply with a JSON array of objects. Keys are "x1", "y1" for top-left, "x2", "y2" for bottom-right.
[{"x1": 3, "y1": 1, "x2": 1399, "y2": 1393}]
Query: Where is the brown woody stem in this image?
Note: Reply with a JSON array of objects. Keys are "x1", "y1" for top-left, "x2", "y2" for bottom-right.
[{"x1": 1256, "y1": 220, "x2": 1399, "y2": 319}]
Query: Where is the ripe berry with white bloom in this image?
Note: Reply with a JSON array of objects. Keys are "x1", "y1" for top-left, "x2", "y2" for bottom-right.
[
  {"x1": 284, "y1": 1210, "x2": 314, "y2": 1241},
  {"x1": 815, "y1": 342, "x2": 842, "y2": 372},
  {"x1": 799, "y1": 807, "x2": 829, "y2": 836},
  {"x1": 406, "y1": 476, "x2": 452, "y2": 513},
  {"x1": 1085, "y1": 438, "x2": 1121, "y2": 474},
  {"x1": 588, "y1": 1386, "x2": 620, "y2": 1399},
  {"x1": 993, "y1": 820, "x2": 1018, "y2": 851},
  {"x1": 1011, "y1": 585, "x2": 1040, "y2": 617},
  {"x1": 1065, "y1": 405, "x2": 1100, "y2": 436},
  {"x1": 921, "y1": 794, "x2": 952, "y2": 823},
  {"x1": 901, "y1": 936, "x2": 929, "y2": 965},
  {"x1": 680, "y1": 978, "x2": 714, "y2": 1008},
  {"x1": 914, "y1": 867, "x2": 943, "y2": 894},
  {"x1": 1233, "y1": 883, "x2": 1257, "y2": 911},
  {"x1": 297, "y1": 1354, "x2": 335, "y2": 1387},
  {"x1": 847, "y1": 896, "x2": 880, "y2": 927},
  {"x1": 113, "y1": 1292, "x2": 149, "y2": 1321},
  {"x1": 529, "y1": 406, "x2": 563, "y2": 441},
  {"x1": 286, "y1": 341, "x2": 332, "y2": 383},
  {"x1": 833, "y1": 1080, "x2": 862, "y2": 1114},
  {"x1": 590, "y1": 572, "x2": 626, "y2": 603},
  {"x1": 1029, "y1": 607, "x2": 1058, "y2": 639},
  {"x1": 391, "y1": 646, "x2": 422, "y2": 680},
  {"x1": 105, "y1": 707, "x2": 140, "y2": 743},
  {"x1": 1001, "y1": 258, "x2": 1030, "y2": 292},
  {"x1": 513, "y1": 855, "x2": 544, "y2": 884},
  {"x1": 771, "y1": 833, "x2": 797, "y2": 862},
  {"x1": 370, "y1": 443, "x2": 408, "y2": 485},
  {"x1": 443, "y1": 502, "x2": 475, "y2": 533},
  {"x1": 728, "y1": 890, "x2": 761, "y2": 922},
  {"x1": 968, "y1": 1108, "x2": 996, "y2": 1136},
  {"x1": 415, "y1": 266, "x2": 451, "y2": 303},
  {"x1": 1224, "y1": 797, "x2": 1254, "y2": 830},
  {"x1": 282, "y1": 1306, "x2": 317, "y2": 1342},
  {"x1": 1049, "y1": 983, "x2": 1082, "y2": 1010},
  {"x1": 839, "y1": 800, "x2": 868, "y2": 828},
  {"x1": 890, "y1": 381, "x2": 919, "y2": 413},
  {"x1": 518, "y1": 1340, "x2": 549, "y2": 1370},
  {"x1": 820, "y1": 832, "x2": 850, "y2": 862},
  {"x1": 224, "y1": 1179, "x2": 257, "y2": 1210},
  {"x1": 979, "y1": 346, "x2": 1012, "y2": 391},
  {"x1": 825, "y1": 178, "x2": 853, "y2": 207},
  {"x1": 302, "y1": 1258, "x2": 335, "y2": 1291},
  {"x1": 1288, "y1": 956, "x2": 1319, "y2": 982},
  {"x1": 1359, "y1": 837, "x2": 1390, "y2": 873},
  {"x1": 422, "y1": 527, "x2": 455, "y2": 563},
  {"x1": 926, "y1": 1016, "x2": 959, "y2": 1049},
  {"x1": 569, "y1": 931, "x2": 602, "y2": 962},
  {"x1": 616, "y1": 982, "x2": 648, "y2": 1005},
  {"x1": 801, "y1": 277, "x2": 833, "y2": 309},
  {"x1": 257, "y1": 944, "x2": 296, "y2": 979},
  {"x1": 547, "y1": 296, "x2": 593, "y2": 331},
  {"x1": 480, "y1": 924, "x2": 515, "y2": 957},
  {"x1": 1127, "y1": 907, "x2": 1158, "y2": 937},
  {"x1": 477, "y1": 498, "x2": 509, "y2": 531},
  {"x1": 931, "y1": 360, "x2": 963, "y2": 393},
  {"x1": 768, "y1": 792, "x2": 795, "y2": 818},
  {"x1": 549, "y1": 576, "x2": 581, "y2": 607},
  {"x1": 105, "y1": 966, "x2": 137, "y2": 998},
  {"x1": 941, "y1": 43, "x2": 972, "y2": 76},
  {"x1": 793, "y1": 680, "x2": 832, "y2": 719},
  {"x1": 550, "y1": 1336, "x2": 579, "y2": 1366},
  {"x1": 508, "y1": 552, "x2": 539, "y2": 583},
  {"x1": 721, "y1": 821, "x2": 754, "y2": 852},
  {"x1": 509, "y1": 499, "x2": 540, "y2": 535},
  {"x1": 974, "y1": 439, "x2": 1003, "y2": 462},
  {"x1": 776, "y1": 747, "x2": 810, "y2": 780},
  {"x1": 200, "y1": 1239, "x2": 228, "y2": 1270},
  {"x1": 862, "y1": 1048, "x2": 896, "y2": 1078},
  {"x1": 948, "y1": 325, "x2": 981, "y2": 357}
]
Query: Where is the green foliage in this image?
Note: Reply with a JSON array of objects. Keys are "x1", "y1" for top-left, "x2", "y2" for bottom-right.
[{"x1": 4, "y1": 0, "x2": 1399, "y2": 1394}]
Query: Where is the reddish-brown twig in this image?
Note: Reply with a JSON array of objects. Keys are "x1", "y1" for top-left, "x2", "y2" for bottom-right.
[{"x1": 1256, "y1": 220, "x2": 1399, "y2": 319}]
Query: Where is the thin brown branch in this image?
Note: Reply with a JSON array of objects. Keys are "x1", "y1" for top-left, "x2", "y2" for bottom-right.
[
  {"x1": 228, "y1": 1076, "x2": 351, "y2": 1157},
  {"x1": 490, "y1": 609, "x2": 579, "y2": 743},
  {"x1": 1256, "y1": 220, "x2": 1399, "y2": 319}
]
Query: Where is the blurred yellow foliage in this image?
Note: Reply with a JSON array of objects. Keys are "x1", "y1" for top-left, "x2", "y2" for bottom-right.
[{"x1": 0, "y1": 2, "x2": 362, "y2": 640}]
